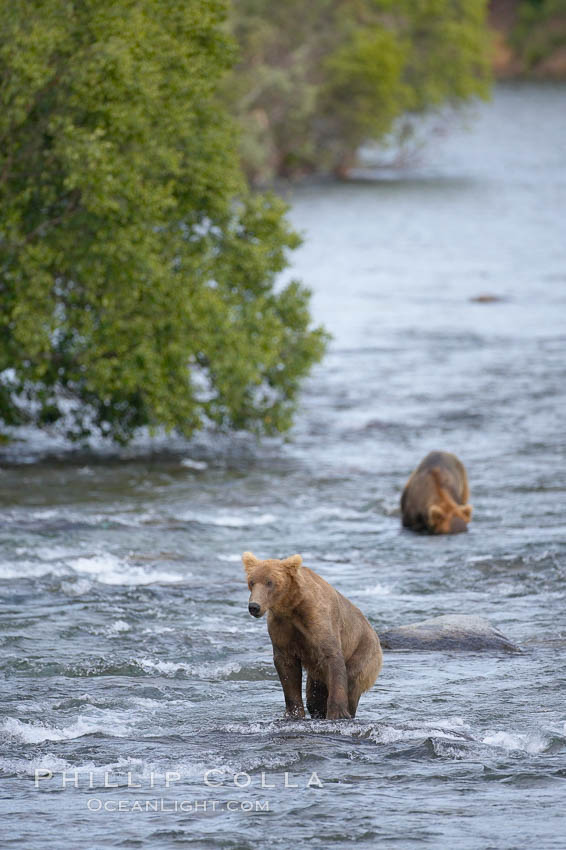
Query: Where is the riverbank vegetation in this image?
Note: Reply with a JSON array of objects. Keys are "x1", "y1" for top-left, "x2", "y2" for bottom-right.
[
  {"x1": 489, "y1": 0, "x2": 566, "y2": 76},
  {"x1": 0, "y1": 0, "x2": 327, "y2": 443},
  {"x1": 225, "y1": 0, "x2": 492, "y2": 183},
  {"x1": 1, "y1": 0, "x2": 495, "y2": 444}
]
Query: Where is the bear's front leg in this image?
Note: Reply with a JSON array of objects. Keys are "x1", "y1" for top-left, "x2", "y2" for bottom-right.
[
  {"x1": 325, "y1": 654, "x2": 351, "y2": 720},
  {"x1": 273, "y1": 651, "x2": 305, "y2": 719}
]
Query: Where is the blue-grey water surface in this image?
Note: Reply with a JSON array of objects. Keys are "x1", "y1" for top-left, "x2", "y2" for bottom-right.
[{"x1": 1, "y1": 84, "x2": 565, "y2": 849}]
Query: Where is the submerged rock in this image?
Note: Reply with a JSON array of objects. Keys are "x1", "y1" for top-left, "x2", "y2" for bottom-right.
[
  {"x1": 469, "y1": 293, "x2": 506, "y2": 303},
  {"x1": 378, "y1": 614, "x2": 521, "y2": 653}
]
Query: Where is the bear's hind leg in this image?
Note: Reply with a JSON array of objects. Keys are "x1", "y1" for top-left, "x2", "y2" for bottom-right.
[
  {"x1": 347, "y1": 641, "x2": 382, "y2": 718},
  {"x1": 347, "y1": 678, "x2": 364, "y2": 719},
  {"x1": 306, "y1": 675, "x2": 328, "y2": 719}
]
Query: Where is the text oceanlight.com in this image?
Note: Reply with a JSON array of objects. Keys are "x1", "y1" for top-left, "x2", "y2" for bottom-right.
[
  {"x1": 87, "y1": 799, "x2": 270, "y2": 813},
  {"x1": 34, "y1": 769, "x2": 324, "y2": 814}
]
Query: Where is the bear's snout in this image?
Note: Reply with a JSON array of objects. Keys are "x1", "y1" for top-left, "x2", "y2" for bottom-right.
[
  {"x1": 248, "y1": 601, "x2": 262, "y2": 618},
  {"x1": 450, "y1": 516, "x2": 468, "y2": 534}
]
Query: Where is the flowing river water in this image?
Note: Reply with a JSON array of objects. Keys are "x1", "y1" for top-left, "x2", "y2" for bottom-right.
[{"x1": 1, "y1": 84, "x2": 565, "y2": 849}]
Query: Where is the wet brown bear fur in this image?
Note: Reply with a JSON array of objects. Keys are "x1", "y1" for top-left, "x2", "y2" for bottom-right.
[
  {"x1": 242, "y1": 552, "x2": 382, "y2": 720},
  {"x1": 401, "y1": 451, "x2": 473, "y2": 534}
]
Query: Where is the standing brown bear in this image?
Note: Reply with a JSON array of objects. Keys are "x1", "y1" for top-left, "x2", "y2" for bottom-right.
[
  {"x1": 242, "y1": 552, "x2": 382, "y2": 720},
  {"x1": 401, "y1": 451, "x2": 473, "y2": 534}
]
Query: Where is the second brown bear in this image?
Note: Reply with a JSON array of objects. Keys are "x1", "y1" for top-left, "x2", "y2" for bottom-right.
[{"x1": 401, "y1": 451, "x2": 472, "y2": 534}]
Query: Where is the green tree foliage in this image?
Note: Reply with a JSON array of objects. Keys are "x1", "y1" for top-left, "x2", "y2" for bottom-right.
[
  {"x1": 511, "y1": 0, "x2": 566, "y2": 69},
  {"x1": 226, "y1": 0, "x2": 492, "y2": 181},
  {"x1": 0, "y1": 0, "x2": 327, "y2": 443}
]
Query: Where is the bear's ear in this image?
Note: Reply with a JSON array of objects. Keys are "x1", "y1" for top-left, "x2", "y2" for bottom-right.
[
  {"x1": 282, "y1": 554, "x2": 302, "y2": 570},
  {"x1": 461, "y1": 504, "x2": 473, "y2": 522},
  {"x1": 281, "y1": 555, "x2": 303, "y2": 570},
  {"x1": 428, "y1": 505, "x2": 444, "y2": 526},
  {"x1": 242, "y1": 551, "x2": 259, "y2": 574}
]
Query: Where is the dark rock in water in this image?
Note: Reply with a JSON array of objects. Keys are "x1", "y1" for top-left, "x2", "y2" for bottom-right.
[
  {"x1": 378, "y1": 614, "x2": 521, "y2": 653},
  {"x1": 470, "y1": 293, "x2": 506, "y2": 303}
]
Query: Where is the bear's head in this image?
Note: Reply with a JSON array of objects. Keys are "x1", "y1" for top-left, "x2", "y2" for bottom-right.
[
  {"x1": 242, "y1": 551, "x2": 302, "y2": 618},
  {"x1": 428, "y1": 501, "x2": 472, "y2": 534}
]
